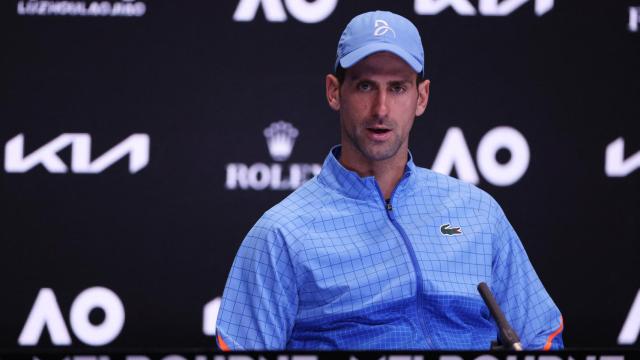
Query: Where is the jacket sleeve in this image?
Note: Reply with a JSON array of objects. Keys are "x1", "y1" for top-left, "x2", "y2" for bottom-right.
[
  {"x1": 215, "y1": 216, "x2": 299, "y2": 350},
  {"x1": 490, "y1": 204, "x2": 564, "y2": 350}
]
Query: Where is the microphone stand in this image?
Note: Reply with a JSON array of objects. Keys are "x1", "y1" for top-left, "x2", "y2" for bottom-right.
[{"x1": 477, "y1": 282, "x2": 523, "y2": 351}]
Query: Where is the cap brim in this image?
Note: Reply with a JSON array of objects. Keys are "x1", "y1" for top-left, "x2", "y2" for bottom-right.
[{"x1": 338, "y1": 42, "x2": 423, "y2": 74}]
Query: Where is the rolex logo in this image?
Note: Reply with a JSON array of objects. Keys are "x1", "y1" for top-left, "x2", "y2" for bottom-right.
[
  {"x1": 263, "y1": 121, "x2": 299, "y2": 162},
  {"x1": 226, "y1": 120, "x2": 319, "y2": 191}
]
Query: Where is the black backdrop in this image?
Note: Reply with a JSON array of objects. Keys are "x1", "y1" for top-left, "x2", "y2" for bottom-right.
[{"x1": 2, "y1": 0, "x2": 639, "y2": 349}]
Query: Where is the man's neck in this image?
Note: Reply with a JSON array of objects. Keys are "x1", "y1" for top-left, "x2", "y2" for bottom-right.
[{"x1": 338, "y1": 145, "x2": 408, "y2": 200}]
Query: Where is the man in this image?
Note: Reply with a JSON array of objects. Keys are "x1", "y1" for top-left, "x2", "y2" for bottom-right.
[{"x1": 216, "y1": 10, "x2": 564, "y2": 350}]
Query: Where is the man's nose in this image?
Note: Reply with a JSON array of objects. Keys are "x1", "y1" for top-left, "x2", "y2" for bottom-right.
[{"x1": 371, "y1": 90, "x2": 389, "y2": 118}]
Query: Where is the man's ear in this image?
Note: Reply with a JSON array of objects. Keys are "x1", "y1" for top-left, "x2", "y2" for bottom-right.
[
  {"x1": 415, "y1": 79, "x2": 430, "y2": 116},
  {"x1": 326, "y1": 74, "x2": 341, "y2": 111}
]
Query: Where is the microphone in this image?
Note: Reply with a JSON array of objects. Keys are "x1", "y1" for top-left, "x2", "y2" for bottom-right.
[{"x1": 477, "y1": 282, "x2": 523, "y2": 351}]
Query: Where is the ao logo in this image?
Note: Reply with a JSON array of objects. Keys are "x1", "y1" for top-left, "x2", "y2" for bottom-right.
[
  {"x1": 4, "y1": 133, "x2": 149, "y2": 174},
  {"x1": 619, "y1": 289, "x2": 640, "y2": 345},
  {"x1": 19, "y1": 287, "x2": 125, "y2": 346},
  {"x1": 233, "y1": 0, "x2": 338, "y2": 23},
  {"x1": 432, "y1": 126, "x2": 530, "y2": 186},
  {"x1": 225, "y1": 121, "x2": 321, "y2": 191},
  {"x1": 202, "y1": 297, "x2": 222, "y2": 336}
]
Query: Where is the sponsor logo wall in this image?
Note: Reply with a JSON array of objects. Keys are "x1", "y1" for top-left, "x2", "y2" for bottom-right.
[
  {"x1": 631, "y1": 6, "x2": 640, "y2": 32},
  {"x1": 225, "y1": 121, "x2": 322, "y2": 191},
  {"x1": 2, "y1": 0, "x2": 638, "y2": 350},
  {"x1": 4, "y1": 134, "x2": 150, "y2": 174},
  {"x1": 17, "y1": 0, "x2": 146, "y2": 17}
]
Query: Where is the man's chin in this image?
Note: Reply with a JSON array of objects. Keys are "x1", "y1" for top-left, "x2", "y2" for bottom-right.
[{"x1": 359, "y1": 144, "x2": 402, "y2": 162}]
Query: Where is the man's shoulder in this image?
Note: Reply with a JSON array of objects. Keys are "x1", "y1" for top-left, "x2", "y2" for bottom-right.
[
  {"x1": 412, "y1": 165, "x2": 500, "y2": 213},
  {"x1": 256, "y1": 177, "x2": 329, "y2": 236}
]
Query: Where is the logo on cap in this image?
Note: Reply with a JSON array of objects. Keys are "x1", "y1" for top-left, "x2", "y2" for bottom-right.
[{"x1": 373, "y1": 19, "x2": 396, "y2": 38}]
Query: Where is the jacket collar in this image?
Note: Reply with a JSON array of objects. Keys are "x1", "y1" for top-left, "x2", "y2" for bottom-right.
[{"x1": 317, "y1": 145, "x2": 417, "y2": 201}]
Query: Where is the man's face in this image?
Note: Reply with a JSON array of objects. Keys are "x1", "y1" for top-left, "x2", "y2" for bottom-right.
[{"x1": 326, "y1": 52, "x2": 430, "y2": 164}]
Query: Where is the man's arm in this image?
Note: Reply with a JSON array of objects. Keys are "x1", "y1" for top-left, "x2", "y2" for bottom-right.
[
  {"x1": 216, "y1": 216, "x2": 299, "y2": 350},
  {"x1": 490, "y1": 204, "x2": 564, "y2": 350}
]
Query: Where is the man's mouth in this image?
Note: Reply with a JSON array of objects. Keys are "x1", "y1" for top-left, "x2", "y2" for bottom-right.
[
  {"x1": 367, "y1": 127, "x2": 391, "y2": 134},
  {"x1": 366, "y1": 127, "x2": 392, "y2": 141}
]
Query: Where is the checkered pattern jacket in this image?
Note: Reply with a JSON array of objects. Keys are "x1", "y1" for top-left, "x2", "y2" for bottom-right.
[{"x1": 216, "y1": 146, "x2": 564, "y2": 350}]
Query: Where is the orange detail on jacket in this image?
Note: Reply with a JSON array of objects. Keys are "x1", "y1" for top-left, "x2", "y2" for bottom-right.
[
  {"x1": 543, "y1": 316, "x2": 564, "y2": 350},
  {"x1": 217, "y1": 334, "x2": 230, "y2": 352}
]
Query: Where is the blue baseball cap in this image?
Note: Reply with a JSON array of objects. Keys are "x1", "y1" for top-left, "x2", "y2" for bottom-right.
[{"x1": 335, "y1": 11, "x2": 424, "y2": 75}]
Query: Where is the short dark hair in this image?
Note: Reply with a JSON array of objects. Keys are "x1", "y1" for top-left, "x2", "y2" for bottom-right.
[
  {"x1": 335, "y1": 65, "x2": 347, "y2": 84},
  {"x1": 334, "y1": 65, "x2": 424, "y2": 87}
]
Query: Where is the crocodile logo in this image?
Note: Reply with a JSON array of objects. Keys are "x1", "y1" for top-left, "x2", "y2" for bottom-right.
[{"x1": 440, "y1": 224, "x2": 462, "y2": 236}]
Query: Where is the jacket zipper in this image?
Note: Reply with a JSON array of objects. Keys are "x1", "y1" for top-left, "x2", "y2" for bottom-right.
[{"x1": 374, "y1": 180, "x2": 432, "y2": 348}]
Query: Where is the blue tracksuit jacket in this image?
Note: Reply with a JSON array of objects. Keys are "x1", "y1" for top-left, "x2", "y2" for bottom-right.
[{"x1": 216, "y1": 146, "x2": 564, "y2": 350}]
